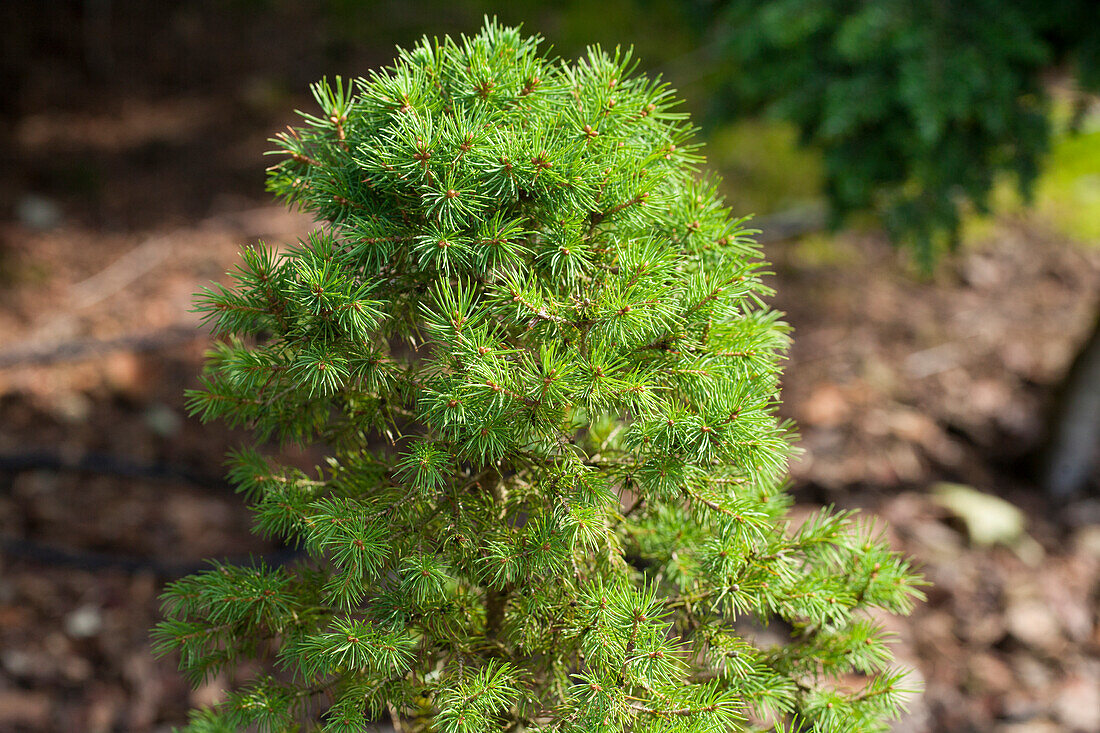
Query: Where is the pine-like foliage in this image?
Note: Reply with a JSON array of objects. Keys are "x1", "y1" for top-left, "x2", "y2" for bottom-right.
[
  {"x1": 707, "y1": 0, "x2": 1100, "y2": 266},
  {"x1": 155, "y1": 20, "x2": 923, "y2": 733}
]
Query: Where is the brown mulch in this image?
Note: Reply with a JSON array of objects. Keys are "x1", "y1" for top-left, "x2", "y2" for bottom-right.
[{"x1": 770, "y1": 229, "x2": 1100, "y2": 732}]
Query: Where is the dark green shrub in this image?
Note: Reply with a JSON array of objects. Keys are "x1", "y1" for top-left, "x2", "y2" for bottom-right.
[{"x1": 708, "y1": 0, "x2": 1100, "y2": 265}]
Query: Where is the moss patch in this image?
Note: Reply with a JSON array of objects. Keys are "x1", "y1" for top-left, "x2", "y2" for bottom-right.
[{"x1": 1034, "y1": 128, "x2": 1100, "y2": 242}]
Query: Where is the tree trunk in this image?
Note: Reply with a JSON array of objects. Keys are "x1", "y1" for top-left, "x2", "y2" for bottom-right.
[{"x1": 1039, "y1": 309, "x2": 1100, "y2": 497}]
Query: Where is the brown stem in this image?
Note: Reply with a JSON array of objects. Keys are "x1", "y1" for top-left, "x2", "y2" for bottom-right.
[{"x1": 485, "y1": 586, "x2": 510, "y2": 639}]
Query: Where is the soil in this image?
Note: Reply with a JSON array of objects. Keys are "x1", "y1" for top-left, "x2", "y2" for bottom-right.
[{"x1": 2, "y1": 4, "x2": 1099, "y2": 731}]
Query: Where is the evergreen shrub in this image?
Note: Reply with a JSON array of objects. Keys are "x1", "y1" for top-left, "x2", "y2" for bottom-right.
[
  {"x1": 155, "y1": 20, "x2": 923, "y2": 732},
  {"x1": 708, "y1": 0, "x2": 1100, "y2": 265}
]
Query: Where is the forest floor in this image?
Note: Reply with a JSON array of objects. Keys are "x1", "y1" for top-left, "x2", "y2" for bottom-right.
[{"x1": 2, "y1": 5, "x2": 1100, "y2": 731}]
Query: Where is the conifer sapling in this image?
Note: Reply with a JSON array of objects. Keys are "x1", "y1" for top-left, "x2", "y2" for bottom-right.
[{"x1": 155, "y1": 20, "x2": 924, "y2": 732}]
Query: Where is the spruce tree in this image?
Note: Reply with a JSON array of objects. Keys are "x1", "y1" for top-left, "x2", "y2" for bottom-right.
[{"x1": 155, "y1": 20, "x2": 923, "y2": 732}]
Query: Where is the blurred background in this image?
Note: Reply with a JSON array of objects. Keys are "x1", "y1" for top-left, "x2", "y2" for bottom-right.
[{"x1": 1, "y1": 1, "x2": 1098, "y2": 730}]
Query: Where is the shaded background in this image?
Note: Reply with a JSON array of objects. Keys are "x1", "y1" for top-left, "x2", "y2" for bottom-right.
[{"x1": 1, "y1": 1, "x2": 1098, "y2": 730}]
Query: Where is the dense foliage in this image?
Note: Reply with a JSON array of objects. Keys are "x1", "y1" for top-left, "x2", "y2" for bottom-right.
[
  {"x1": 706, "y1": 0, "x2": 1100, "y2": 265},
  {"x1": 155, "y1": 21, "x2": 923, "y2": 732}
]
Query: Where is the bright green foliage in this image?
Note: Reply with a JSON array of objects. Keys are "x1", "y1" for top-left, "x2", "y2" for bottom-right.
[
  {"x1": 155, "y1": 20, "x2": 923, "y2": 732},
  {"x1": 707, "y1": 0, "x2": 1100, "y2": 265}
]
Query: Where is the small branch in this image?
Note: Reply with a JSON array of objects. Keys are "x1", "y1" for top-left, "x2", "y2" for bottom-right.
[
  {"x1": 629, "y1": 701, "x2": 719, "y2": 717},
  {"x1": 603, "y1": 193, "x2": 648, "y2": 218},
  {"x1": 681, "y1": 487, "x2": 731, "y2": 515},
  {"x1": 618, "y1": 611, "x2": 642, "y2": 684},
  {"x1": 289, "y1": 152, "x2": 323, "y2": 167}
]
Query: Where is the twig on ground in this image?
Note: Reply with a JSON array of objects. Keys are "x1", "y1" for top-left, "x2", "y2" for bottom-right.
[{"x1": 0, "y1": 323, "x2": 205, "y2": 369}]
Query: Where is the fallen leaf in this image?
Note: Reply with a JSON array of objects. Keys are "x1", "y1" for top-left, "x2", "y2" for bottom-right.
[{"x1": 930, "y1": 483, "x2": 1026, "y2": 547}]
